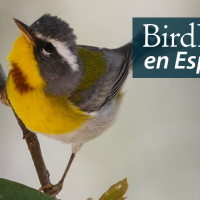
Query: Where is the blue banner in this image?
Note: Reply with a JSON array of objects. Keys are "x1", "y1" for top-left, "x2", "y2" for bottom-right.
[{"x1": 132, "y1": 18, "x2": 200, "y2": 78}]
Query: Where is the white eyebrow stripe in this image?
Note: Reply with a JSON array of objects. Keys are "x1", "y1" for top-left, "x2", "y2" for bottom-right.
[
  {"x1": 49, "y1": 39, "x2": 79, "y2": 71},
  {"x1": 35, "y1": 33, "x2": 79, "y2": 71}
]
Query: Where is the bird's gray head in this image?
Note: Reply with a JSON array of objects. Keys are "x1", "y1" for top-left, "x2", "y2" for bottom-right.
[
  {"x1": 30, "y1": 14, "x2": 77, "y2": 56},
  {"x1": 14, "y1": 14, "x2": 83, "y2": 96}
]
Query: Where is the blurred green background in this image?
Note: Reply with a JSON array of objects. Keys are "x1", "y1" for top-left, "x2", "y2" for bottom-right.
[{"x1": 0, "y1": 0, "x2": 200, "y2": 200}]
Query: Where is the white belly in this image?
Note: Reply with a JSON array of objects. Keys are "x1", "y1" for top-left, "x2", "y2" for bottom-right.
[{"x1": 41, "y1": 99, "x2": 120, "y2": 153}]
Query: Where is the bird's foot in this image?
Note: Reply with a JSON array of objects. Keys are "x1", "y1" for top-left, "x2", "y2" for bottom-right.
[{"x1": 39, "y1": 181, "x2": 63, "y2": 198}]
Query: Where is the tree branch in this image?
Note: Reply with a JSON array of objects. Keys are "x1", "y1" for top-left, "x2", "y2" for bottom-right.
[
  {"x1": 0, "y1": 63, "x2": 55, "y2": 198},
  {"x1": 0, "y1": 63, "x2": 6, "y2": 93},
  {"x1": 13, "y1": 112, "x2": 52, "y2": 196}
]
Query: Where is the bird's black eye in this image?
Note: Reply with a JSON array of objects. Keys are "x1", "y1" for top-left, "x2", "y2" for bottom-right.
[{"x1": 43, "y1": 43, "x2": 54, "y2": 53}]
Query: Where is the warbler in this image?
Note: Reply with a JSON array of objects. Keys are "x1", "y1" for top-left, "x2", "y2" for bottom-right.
[{"x1": 6, "y1": 14, "x2": 176, "y2": 193}]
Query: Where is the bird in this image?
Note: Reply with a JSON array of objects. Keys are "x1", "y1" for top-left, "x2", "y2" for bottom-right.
[{"x1": 6, "y1": 14, "x2": 177, "y2": 196}]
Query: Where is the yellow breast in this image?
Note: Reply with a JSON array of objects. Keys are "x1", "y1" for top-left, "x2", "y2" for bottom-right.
[
  {"x1": 7, "y1": 36, "x2": 90, "y2": 134},
  {"x1": 7, "y1": 74, "x2": 90, "y2": 134}
]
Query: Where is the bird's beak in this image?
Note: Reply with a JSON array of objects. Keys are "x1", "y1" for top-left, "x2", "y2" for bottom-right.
[{"x1": 13, "y1": 18, "x2": 36, "y2": 46}]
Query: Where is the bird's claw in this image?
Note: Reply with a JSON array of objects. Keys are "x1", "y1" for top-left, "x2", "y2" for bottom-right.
[{"x1": 39, "y1": 181, "x2": 63, "y2": 198}]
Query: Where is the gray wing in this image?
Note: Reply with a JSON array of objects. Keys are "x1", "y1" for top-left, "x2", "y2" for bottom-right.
[
  {"x1": 71, "y1": 43, "x2": 132, "y2": 112},
  {"x1": 99, "y1": 43, "x2": 133, "y2": 109}
]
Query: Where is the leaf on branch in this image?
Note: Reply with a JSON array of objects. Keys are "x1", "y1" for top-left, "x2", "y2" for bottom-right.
[
  {"x1": 0, "y1": 178, "x2": 56, "y2": 200},
  {"x1": 99, "y1": 178, "x2": 128, "y2": 200},
  {"x1": 0, "y1": 63, "x2": 7, "y2": 93}
]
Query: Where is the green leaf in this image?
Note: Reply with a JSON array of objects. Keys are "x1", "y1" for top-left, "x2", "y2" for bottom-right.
[
  {"x1": 0, "y1": 178, "x2": 55, "y2": 200},
  {"x1": 99, "y1": 178, "x2": 128, "y2": 200}
]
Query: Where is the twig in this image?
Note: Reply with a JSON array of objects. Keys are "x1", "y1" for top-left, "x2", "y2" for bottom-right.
[
  {"x1": 13, "y1": 112, "x2": 53, "y2": 196},
  {"x1": 0, "y1": 64, "x2": 56, "y2": 198},
  {"x1": 0, "y1": 63, "x2": 6, "y2": 92}
]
